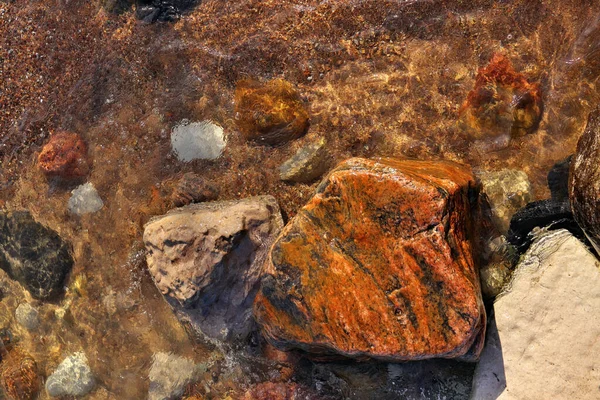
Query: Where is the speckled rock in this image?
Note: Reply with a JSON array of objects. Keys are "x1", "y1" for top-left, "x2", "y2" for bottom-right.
[
  {"x1": 472, "y1": 229, "x2": 600, "y2": 399},
  {"x1": 170, "y1": 120, "x2": 226, "y2": 162},
  {"x1": 254, "y1": 158, "x2": 486, "y2": 362},
  {"x1": 234, "y1": 79, "x2": 309, "y2": 145},
  {"x1": 45, "y1": 352, "x2": 95, "y2": 397},
  {"x1": 37, "y1": 131, "x2": 90, "y2": 179},
  {"x1": 1, "y1": 349, "x2": 40, "y2": 400},
  {"x1": 148, "y1": 352, "x2": 198, "y2": 400},
  {"x1": 171, "y1": 173, "x2": 219, "y2": 207},
  {"x1": 477, "y1": 169, "x2": 533, "y2": 233},
  {"x1": 144, "y1": 196, "x2": 283, "y2": 341},
  {"x1": 0, "y1": 211, "x2": 73, "y2": 300},
  {"x1": 15, "y1": 304, "x2": 39, "y2": 331},
  {"x1": 460, "y1": 53, "x2": 542, "y2": 141},
  {"x1": 68, "y1": 183, "x2": 104, "y2": 215},
  {"x1": 279, "y1": 137, "x2": 330, "y2": 183},
  {"x1": 570, "y1": 107, "x2": 600, "y2": 253}
]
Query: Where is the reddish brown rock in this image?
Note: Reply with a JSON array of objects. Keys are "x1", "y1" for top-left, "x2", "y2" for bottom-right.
[
  {"x1": 171, "y1": 172, "x2": 219, "y2": 207},
  {"x1": 234, "y1": 79, "x2": 309, "y2": 145},
  {"x1": 37, "y1": 131, "x2": 90, "y2": 179},
  {"x1": 254, "y1": 158, "x2": 485, "y2": 362},
  {"x1": 460, "y1": 53, "x2": 542, "y2": 140},
  {"x1": 1, "y1": 349, "x2": 40, "y2": 400}
]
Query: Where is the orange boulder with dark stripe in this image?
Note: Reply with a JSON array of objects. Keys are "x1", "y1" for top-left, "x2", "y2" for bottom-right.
[{"x1": 254, "y1": 158, "x2": 485, "y2": 362}]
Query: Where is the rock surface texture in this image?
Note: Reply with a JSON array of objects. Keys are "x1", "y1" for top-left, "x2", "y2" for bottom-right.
[
  {"x1": 148, "y1": 352, "x2": 198, "y2": 400},
  {"x1": 144, "y1": 196, "x2": 283, "y2": 340},
  {"x1": 234, "y1": 79, "x2": 309, "y2": 145},
  {"x1": 37, "y1": 132, "x2": 90, "y2": 180},
  {"x1": 45, "y1": 352, "x2": 95, "y2": 397},
  {"x1": 570, "y1": 107, "x2": 600, "y2": 253},
  {"x1": 254, "y1": 158, "x2": 486, "y2": 362},
  {"x1": 472, "y1": 229, "x2": 600, "y2": 399},
  {"x1": 460, "y1": 53, "x2": 542, "y2": 141},
  {"x1": 477, "y1": 169, "x2": 533, "y2": 233},
  {"x1": 68, "y1": 183, "x2": 104, "y2": 215},
  {"x1": 0, "y1": 212, "x2": 74, "y2": 300},
  {"x1": 279, "y1": 138, "x2": 330, "y2": 183}
]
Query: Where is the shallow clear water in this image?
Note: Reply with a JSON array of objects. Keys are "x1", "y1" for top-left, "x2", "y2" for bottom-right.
[{"x1": 1, "y1": 0, "x2": 600, "y2": 398}]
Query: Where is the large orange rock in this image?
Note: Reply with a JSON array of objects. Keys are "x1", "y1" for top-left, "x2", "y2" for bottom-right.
[{"x1": 254, "y1": 158, "x2": 485, "y2": 362}]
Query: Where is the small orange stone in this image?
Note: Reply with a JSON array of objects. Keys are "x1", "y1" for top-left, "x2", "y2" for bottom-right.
[
  {"x1": 234, "y1": 79, "x2": 309, "y2": 145},
  {"x1": 460, "y1": 53, "x2": 543, "y2": 139},
  {"x1": 37, "y1": 131, "x2": 90, "y2": 179}
]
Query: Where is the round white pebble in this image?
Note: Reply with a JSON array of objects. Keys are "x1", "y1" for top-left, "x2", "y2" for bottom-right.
[{"x1": 170, "y1": 120, "x2": 226, "y2": 162}]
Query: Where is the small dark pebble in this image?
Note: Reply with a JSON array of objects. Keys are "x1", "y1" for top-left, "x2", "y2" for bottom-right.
[{"x1": 171, "y1": 173, "x2": 219, "y2": 207}]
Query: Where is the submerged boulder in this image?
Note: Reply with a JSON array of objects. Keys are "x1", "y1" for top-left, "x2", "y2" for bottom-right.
[
  {"x1": 0, "y1": 212, "x2": 74, "y2": 300},
  {"x1": 254, "y1": 158, "x2": 486, "y2": 362},
  {"x1": 143, "y1": 196, "x2": 284, "y2": 341}
]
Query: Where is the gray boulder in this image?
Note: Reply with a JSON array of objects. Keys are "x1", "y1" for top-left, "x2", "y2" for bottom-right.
[
  {"x1": 143, "y1": 195, "x2": 283, "y2": 341},
  {"x1": 471, "y1": 229, "x2": 600, "y2": 399}
]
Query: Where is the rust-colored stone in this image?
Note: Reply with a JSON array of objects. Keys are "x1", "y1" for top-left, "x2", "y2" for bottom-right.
[
  {"x1": 234, "y1": 79, "x2": 309, "y2": 145},
  {"x1": 460, "y1": 53, "x2": 542, "y2": 139},
  {"x1": 254, "y1": 158, "x2": 485, "y2": 362},
  {"x1": 37, "y1": 131, "x2": 90, "y2": 179},
  {"x1": 1, "y1": 349, "x2": 40, "y2": 400}
]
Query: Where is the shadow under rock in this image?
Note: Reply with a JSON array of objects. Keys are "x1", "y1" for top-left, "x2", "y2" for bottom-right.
[{"x1": 470, "y1": 308, "x2": 507, "y2": 400}]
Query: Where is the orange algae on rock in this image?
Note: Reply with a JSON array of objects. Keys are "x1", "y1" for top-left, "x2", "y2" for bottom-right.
[
  {"x1": 254, "y1": 158, "x2": 486, "y2": 362},
  {"x1": 1, "y1": 349, "x2": 40, "y2": 400},
  {"x1": 37, "y1": 131, "x2": 90, "y2": 179},
  {"x1": 460, "y1": 53, "x2": 543, "y2": 140},
  {"x1": 234, "y1": 79, "x2": 309, "y2": 146}
]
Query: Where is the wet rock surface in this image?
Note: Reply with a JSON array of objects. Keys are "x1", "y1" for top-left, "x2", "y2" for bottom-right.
[
  {"x1": 148, "y1": 352, "x2": 199, "y2": 400},
  {"x1": 1, "y1": 349, "x2": 40, "y2": 400},
  {"x1": 235, "y1": 79, "x2": 310, "y2": 146},
  {"x1": 472, "y1": 229, "x2": 600, "y2": 399},
  {"x1": 477, "y1": 169, "x2": 533, "y2": 233},
  {"x1": 570, "y1": 107, "x2": 600, "y2": 253},
  {"x1": 460, "y1": 53, "x2": 543, "y2": 142},
  {"x1": 171, "y1": 173, "x2": 219, "y2": 207},
  {"x1": 45, "y1": 352, "x2": 95, "y2": 397},
  {"x1": 548, "y1": 155, "x2": 572, "y2": 202},
  {"x1": 135, "y1": 0, "x2": 200, "y2": 23},
  {"x1": 279, "y1": 138, "x2": 331, "y2": 184},
  {"x1": 67, "y1": 183, "x2": 104, "y2": 216},
  {"x1": 37, "y1": 132, "x2": 90, "y2": 181},
  {"x1": 255, "y1": 157, "x2": 486, "y2": 362},
  {"x1": 0, "y1": 212, "x2": 74, "y2": 300},
  {"x1": 144, "y1": 196, "x2": 283, "y2": 341},
  {"x1": 170, "y1": 120, "x2": 226, "y2": 162},
  {"x1": 14, "y1": 304, "x2": 39, "y2": 332}
]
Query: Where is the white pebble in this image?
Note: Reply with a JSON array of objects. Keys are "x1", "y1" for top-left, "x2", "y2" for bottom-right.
[
  {"x1": 68, "y1": 183, "x2": 104, "y2": 215},
  {"x1": 171, "y1": 120, "x2": 226, "y2": 162}
]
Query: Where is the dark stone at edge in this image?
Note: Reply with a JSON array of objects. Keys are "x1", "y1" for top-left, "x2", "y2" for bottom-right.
[{"x1": 0, "y1": 212, "x2": 74, "y2": 300}]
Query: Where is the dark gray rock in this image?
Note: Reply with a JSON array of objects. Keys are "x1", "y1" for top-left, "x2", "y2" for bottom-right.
[
  {"x1": 570, "y1": 107, "x2": 600, "y2": 253},
  {"x1": 279, "y1": 138, "x2": 331, "y2": 184},
  {"x1": 0, "y1": 211, "x2": 74, "y2": 300}
]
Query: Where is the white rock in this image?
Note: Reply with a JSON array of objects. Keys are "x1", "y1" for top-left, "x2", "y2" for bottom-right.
[
  {"x1": 471, "y1": 229, "x2": 600, "y2": 399},
  {"x1": 148, "y1": 352, "x2": 198, "y2": 400},
  {"x1": 170, "y1": 120, "x2": 226, "y2": 162},
  {"x1": 68, "y1": 183, "x2": 103, "y2": 215},
  {"x1": 46, "y1": 352, "x2": 95, "y2": 397}
]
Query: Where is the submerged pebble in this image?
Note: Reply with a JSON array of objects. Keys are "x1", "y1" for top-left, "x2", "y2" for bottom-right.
[
  {"x1": 37, "y1": 132, "x2": 90, "y2": 180},
  {"x1": 15, "y1": 303, "x2": 39, "y2": 331},
  {"x1": 148, "y1": 352, "x2": 199, "y2": 400},
  {"x1": 170, "y1": 120, "x2": 226, "y2": 162},
  {"x1": 68, "y1": 183, "x2": 104, "y2": 216},
  {"x1": 279, "y1": 137, "x2": 330, "y2": 183},
  {"x1": 45, "y1": 352, "x2": 95, "y2": 397}
]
